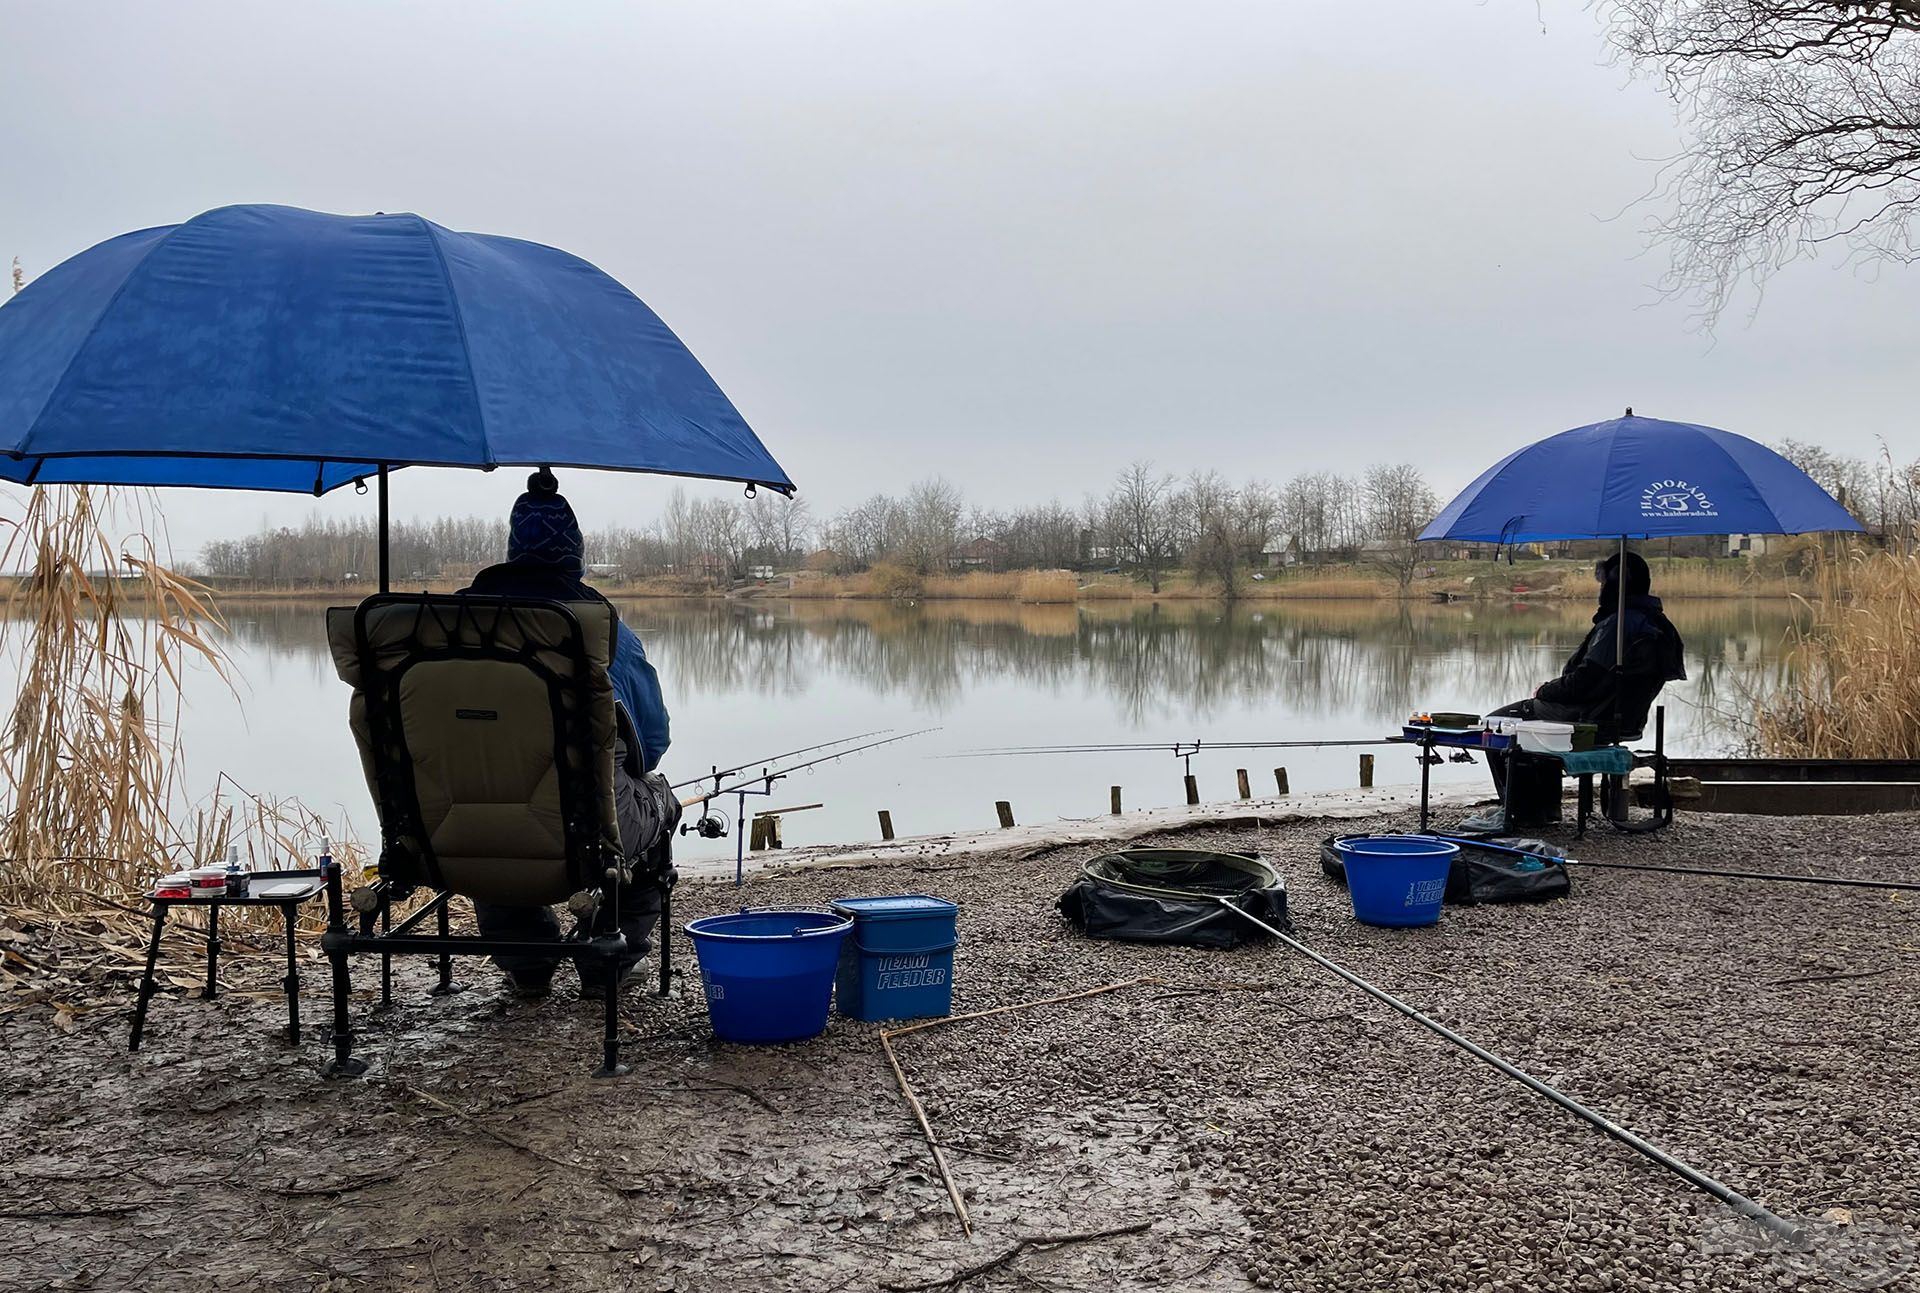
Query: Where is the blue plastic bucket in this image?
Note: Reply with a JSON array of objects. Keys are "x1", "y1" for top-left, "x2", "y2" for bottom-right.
[
  {"x1": 684, "y1": 909, "x2": 853, "y2": 1043},
  {"x1": 1335, "y1": 836, "x2": 1458, "y2": 927},
  {"x1": 829, "y1": 894, "x2": 958, "y2": 1022}
]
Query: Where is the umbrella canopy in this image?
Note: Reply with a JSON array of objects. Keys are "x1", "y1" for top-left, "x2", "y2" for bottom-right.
[
  {"x1": 0, "y1": 204, "x2": 792, "y2": 495},
  {"x1": 1420, "y1": 413, "x2": 1862, "y2": 544}
]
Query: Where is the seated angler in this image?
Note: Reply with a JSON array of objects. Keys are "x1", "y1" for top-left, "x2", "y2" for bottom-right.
[
  {"x1": 1463, "y1": 551, "x2": 1686, "y2": 833},
  {"x1": 461, "y1": 469, "x2": 677, "y2": 997}
]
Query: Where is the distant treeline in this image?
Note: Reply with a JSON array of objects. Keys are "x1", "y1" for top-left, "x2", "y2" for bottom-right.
[
  {"x1": 195, "y1": 443, "x2": 1918, "y2": 591},
  {"x1": 195, "y1": 461, "x2": 1443, "y2": 594}
]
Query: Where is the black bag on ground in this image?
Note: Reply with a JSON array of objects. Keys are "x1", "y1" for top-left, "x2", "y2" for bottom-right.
[
  {"x1": 1059, "y1": 848, "x2": 1291, "y2": 948},
  {"x1": 1319, "y1": 834, "x2": 1570, "y2": 905}
]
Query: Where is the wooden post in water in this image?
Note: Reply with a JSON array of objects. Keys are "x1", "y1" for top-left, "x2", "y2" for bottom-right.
[
  {"x1": 1274, "y1": 767, "x2": 1290, "y2": 795},
  {"x1": 995, "y1": 801, "x2": 1016, "y2": 829},
  {"x1": 1360, "y1": 754, "x2": 1375, "y2": 789},
  {"x1": 1184, "y1": 774, "x2": 1200, "y2": 806},
  {"x1": 749, "y1": 817, "x2": 770, "y2": 852},
  {"x1": 1110, "y1": 786, "x2": 1123, "y2": 815},
  {"x1": 878, "y1": 810, "x2": 895, "y2": 841},
  {"x1": 766, "y1": 815, "x2": 783, "y2": 850},
  {"x1": 1236, "y1": 769, "x2": 1252, "y2": 800}
]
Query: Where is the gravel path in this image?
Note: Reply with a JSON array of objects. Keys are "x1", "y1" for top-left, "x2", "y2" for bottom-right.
[{"x1": 4, "y1": 807, "x2": 1917, "y2": 1291}]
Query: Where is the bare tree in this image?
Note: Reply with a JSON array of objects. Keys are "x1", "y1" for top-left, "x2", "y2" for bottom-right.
[
  {"x1": 1359, "y1": 463, "x2": 1438, "y2": 593},
  {"x1": 1104, "y1": 461, "x2": 1178, "y2": 592},
  {"x1": 1607, "y1": 1, "x2": 1920, "y2": 325},
  {"x1": 898, "y1": 477, "x2": 964, "y2": 574},
  {"x1": 745, "y1": 491, "x2": 814, "y2": 566}
]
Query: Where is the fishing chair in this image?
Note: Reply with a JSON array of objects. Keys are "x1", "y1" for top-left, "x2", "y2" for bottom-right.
[{"x1": 321, "y1": 592, "x2": 678, "y2": 1079}]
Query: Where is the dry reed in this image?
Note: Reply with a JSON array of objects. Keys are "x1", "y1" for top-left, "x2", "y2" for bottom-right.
[
  {"x1": 1758, "y1": 551, "x2": 1920, "y2": 759},
  {"x1": 0, "y1": 486, "x2": 362, "y2": 919}
]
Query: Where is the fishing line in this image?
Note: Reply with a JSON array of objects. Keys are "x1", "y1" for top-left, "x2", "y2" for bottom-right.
[{"x1": 1420, "y1": 834, "x2": 1920, "y2": 893}]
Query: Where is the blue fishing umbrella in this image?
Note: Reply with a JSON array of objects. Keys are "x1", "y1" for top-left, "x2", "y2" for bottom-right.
[
  {"x1": 0, "y1": 204, "x2": 793, "y2": 586},
  {"x1": 1420, "y1": 410, "x2": 1863, "y2": 666},
  {"x1": 1420, "y1": 412, "x2": 1860, "y2": 545}
]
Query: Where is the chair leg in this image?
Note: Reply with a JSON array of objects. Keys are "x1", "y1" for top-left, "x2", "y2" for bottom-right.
[
  {"x1": 593, "y1": 957, "x2": 628, "y2": 1080},
  {"x1": 429, "y1": 896, "x2": 460, "y2": 996},
  {"x1": 322, "y1": 862, "x2": 368, "y2": 1079},
  {"x1": 658, "y1": 880, "x2": 673, "y2": 997},
  {"x1": 379, "y1": 894, "x2": 393, "y2": 1010}
]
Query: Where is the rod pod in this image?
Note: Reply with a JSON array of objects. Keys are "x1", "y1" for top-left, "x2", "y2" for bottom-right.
[{"x1": 1216, "y1": 898, "x2": 1805, "y2": 1246}]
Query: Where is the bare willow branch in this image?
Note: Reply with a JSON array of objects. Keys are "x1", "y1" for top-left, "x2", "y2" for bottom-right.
[{"x1": 1603, "y1": 1, "x2": 1920, "y2": 326}]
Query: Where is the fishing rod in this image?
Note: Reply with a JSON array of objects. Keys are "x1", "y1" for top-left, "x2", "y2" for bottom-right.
[
  {"x1": 670, "y1": 728, "x2": 893, "y2": 792},
  {"x1": 1215, "y1": 896, "x2": 1805, "y2": 1245},
  {"x1": 1421, "y1": 833, "x2": 1920, "y2": 894},
  {"x1": 942, "y1": 737, "x2": 1399, "y2": 759},
  {"x1": 679, "y1": 727, "x2": 941, "y2": 887},
  {"x1": 692, "y1": 727, "x2": 940, "y2": 805}
]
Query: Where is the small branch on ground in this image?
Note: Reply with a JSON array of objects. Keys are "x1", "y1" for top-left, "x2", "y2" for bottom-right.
[{"x1": 883, "y1": 1221, "x2": 1154, "y2": 1292}]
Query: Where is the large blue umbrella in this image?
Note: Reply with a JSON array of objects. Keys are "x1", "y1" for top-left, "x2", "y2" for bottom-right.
[
  {"x1": 1420, "y1": 412, "x2": 1860, "y2": 545},
  {"x1": 1420, "y1": 410, "x2": 1863, "y2": 666},
  {"x1": 0, "y1": 204, "x2": 793, "y2": 586}
]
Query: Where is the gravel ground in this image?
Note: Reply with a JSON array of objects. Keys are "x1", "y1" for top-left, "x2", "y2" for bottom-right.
[{"x1": 3, "y1": 807, "x2": 1917, "y2": 1292}]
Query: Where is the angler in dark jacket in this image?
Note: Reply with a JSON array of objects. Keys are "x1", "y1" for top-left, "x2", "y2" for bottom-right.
[
  {"x1": 461, "y1": 470, "x2": 679, "y2": 997},
  {"x1": 1468, "y1": 551, "x2": 1686, "y2": 827}
]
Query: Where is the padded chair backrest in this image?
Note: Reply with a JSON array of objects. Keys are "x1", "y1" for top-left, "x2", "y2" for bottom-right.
[{"x1": 327, "y1": 594, "x2": 621, "y2": 906}]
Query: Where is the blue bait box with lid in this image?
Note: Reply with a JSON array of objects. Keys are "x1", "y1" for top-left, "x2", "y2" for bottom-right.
[{"x1": 828, "y1": 894, "x2": 958, "y2": 1022}]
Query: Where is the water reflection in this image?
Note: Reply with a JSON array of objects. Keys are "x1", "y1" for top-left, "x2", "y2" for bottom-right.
[
  {"x1": 0, "y1": 596, "x2": 1798, "y2": 858},
  {"x1": 224, "y1": 594, "x2": 1795, "y2": 753}
]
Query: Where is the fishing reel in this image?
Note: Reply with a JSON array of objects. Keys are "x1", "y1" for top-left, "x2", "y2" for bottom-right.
[{"x1": 682, "y1": 809, "x2": 728, "y2": 840}]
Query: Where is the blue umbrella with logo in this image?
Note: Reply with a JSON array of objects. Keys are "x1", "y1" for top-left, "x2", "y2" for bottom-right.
[
  {"x1": 1420, "y1": 410, "x2": 1863, "y2": 664},
  {"x1": 0, "y1": 204, "x2": 793, "y2": 588}
]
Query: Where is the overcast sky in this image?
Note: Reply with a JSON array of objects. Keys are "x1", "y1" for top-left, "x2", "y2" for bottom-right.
[{"x1": 3, "y1": 1, "x2": 1912, "y2": 557}]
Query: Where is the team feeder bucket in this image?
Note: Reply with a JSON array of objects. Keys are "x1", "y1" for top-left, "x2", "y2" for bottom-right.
[{"x1": 1335, "y1": 836, "x2": 1458, "y2": 927}]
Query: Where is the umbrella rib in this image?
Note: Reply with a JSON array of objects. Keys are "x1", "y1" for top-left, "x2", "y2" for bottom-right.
[{"x1": 412, "y1": 214, "x2": 491, "y2": 474}]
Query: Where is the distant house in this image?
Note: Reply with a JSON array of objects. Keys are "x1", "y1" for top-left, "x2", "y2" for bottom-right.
[
  {"x1": 1726, "y1": 534, "x2": 1780, "y2": 558},
  {"x1": 748, "y1": 564, "x2": 775, "y2": 580},
  {"x1": 585, "y1": 562, "x2": 624, "y2": 580},
  {"x1": 950, "y1": 538, "x2": 1003, "y2": 570}
]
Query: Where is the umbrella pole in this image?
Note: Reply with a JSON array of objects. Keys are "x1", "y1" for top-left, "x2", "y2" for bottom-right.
[
  {"x1": 378, "y1": 465, "x2": 390, "y2": 593},
  {"x1": 1616, "y1": 536, "x2": 1627, "y2": 666}
]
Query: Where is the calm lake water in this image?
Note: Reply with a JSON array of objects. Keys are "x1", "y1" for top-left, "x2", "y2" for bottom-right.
[{"x1": 173, "y1": 596, "x2": 1796, "y2": 864}]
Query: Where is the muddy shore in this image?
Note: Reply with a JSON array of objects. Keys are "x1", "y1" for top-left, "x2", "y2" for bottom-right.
[{"x1": 4, "y1": 807, "x2": 1917, "y2": 1292}]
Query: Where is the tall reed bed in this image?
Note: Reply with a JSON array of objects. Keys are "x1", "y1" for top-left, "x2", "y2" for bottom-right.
[
  {"x1": 0, "y1": 486, "x2": 359, "y2": 916},
  {"x1": 1758, "y1": 551, "x2": 1920, "y2": 759}
]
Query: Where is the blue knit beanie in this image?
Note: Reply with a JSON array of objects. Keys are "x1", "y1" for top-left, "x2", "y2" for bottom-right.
[{"x1": 507, "y1": 470, "x2": 584, "y2": 576}]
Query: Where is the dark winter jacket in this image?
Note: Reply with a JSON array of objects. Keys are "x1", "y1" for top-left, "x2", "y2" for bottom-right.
[
  {"x1": 460, "y1": 481, "x2": 670, "y2": 773},
  {"x1": 1534, "y1": 592, "x2": 1686, "y2": 741}
]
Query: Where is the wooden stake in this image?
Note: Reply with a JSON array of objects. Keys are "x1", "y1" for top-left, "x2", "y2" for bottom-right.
[
  {"x1": 1184, "y1": 774, "x2": 1199, "y2": 806},
  {"x1": 1110, "y1": 786, "x2": 1122, "y2": 815},
  {"x1": 878, "y1": 810, "x2": 895, "y2": 841},
  {"x1": 995, "y1": 801, "x2": 1015, "y2": 829},
  {"x1": 1274, "y1": 767, "x2": 1289, "y2": 795},
  {"x1": 748, "y1": 817, "x2": 769, "y2": 852},
  {"x1": 1360, "y1": 753, "x2": 1375, "y2": 788},
  {"x1": 1236, "y1": 769, "x2": 1251, "y2": 800},
  {"x1": 765, "y1": 815, "x2": 783, "y2": 850}
]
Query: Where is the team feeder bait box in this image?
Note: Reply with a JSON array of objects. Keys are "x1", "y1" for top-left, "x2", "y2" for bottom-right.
[{"x1": 829, "y1": 895, "x2": 959, "y2": 1022}]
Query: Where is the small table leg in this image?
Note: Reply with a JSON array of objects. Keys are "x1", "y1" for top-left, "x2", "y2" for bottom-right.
[
  {"x1": 1577, "y1": 775, "x2": 1593, "y2": 839},
  {"x1": 201, "y1": 903, "x2": 221, "y2": 1000},
  {"x1": 282, "y1": 902, "x2": 302, "y2": 1045},
  {"x1": 130, "y1": 902, "x2": 169, "y2": 1052}
]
